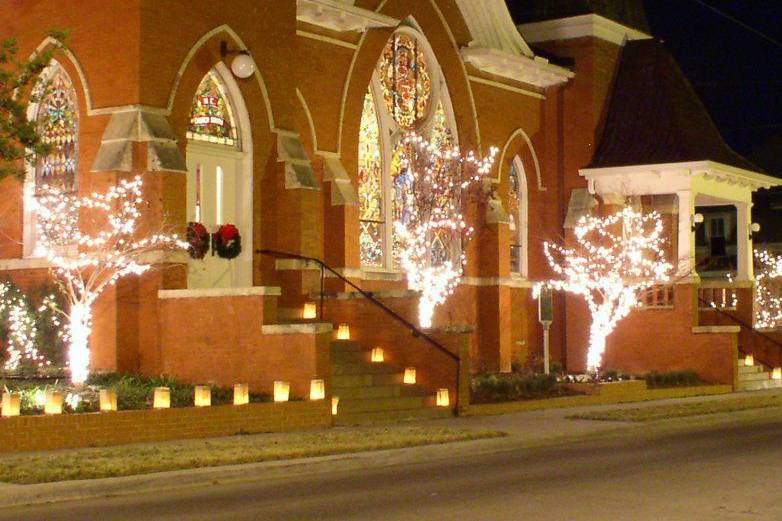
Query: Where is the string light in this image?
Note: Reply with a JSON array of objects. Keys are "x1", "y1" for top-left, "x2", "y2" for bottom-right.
[
  {"x1": 0, "y1": 283, "x2": 51, "y2": 371},
  {"x1": 536, "y1": 207, "x2": 672, "y2": 372},
  {"x1": 393, "y1": 132, "x2": 498, "y2": 328},
  {"x1": 754, "y1": 249, "x2": 782, "y2": 329},
  {"x1": 27, "y1": 176, "x2": 187, "y2": 384}
]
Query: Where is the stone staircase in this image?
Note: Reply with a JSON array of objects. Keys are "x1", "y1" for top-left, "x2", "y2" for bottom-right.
[
  {"x1": 330, "y1": 340, "x2": 453, "y2": 425},
  {"x1": 737, "y1": 355, "x2": 782, "y2": 391}
]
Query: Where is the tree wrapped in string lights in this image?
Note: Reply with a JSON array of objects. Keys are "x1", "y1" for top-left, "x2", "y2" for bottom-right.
[
  {"x1": 393, "y1": 133, "x2": 498, "y2": 328},
  {"x1": 0, "y1": 282, "x2": 51, "y2": 371},
  {"x1": 538, "y1": 207, "x2": 672, "y2": 372},
  {"x1": 27, "y1": 176, "x2": 187, "y2": 384},
  {"x1": 754, "y1": 249, "x2": 782, "y2": 329}
]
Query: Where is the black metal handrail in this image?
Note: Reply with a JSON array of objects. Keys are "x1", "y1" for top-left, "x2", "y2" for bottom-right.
[
  {"x1": 697, "y1": 296, "x2": 782, "y2": 369},
  {"x1": 256, "y1": 249, "x2": 461, "y2": 367}
]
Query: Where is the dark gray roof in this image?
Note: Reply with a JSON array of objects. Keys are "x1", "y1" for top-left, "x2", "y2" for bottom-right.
[{"x1": 588, "y1": 39, "x2": 759, "y2": 172}]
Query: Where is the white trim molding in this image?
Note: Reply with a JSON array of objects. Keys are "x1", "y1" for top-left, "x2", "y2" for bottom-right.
[
  {"x1": 262, "y1": 323, "x2": 333, "y2": 335},
  {"x1": 158, "y1": 286, "x2": 281, "y2": 299},
  {"x1": 297, "y1": 0, "x2": 397, "y2": 33},
  {"x1": 518, "y1": 14, "x2": 652, "y2": 46},
  {"x1": 461, "y1": 47, "x2": 572, "y2": 89},
  {"x1": 0, "y1": 258, "x2": 52, "y2": 271}
]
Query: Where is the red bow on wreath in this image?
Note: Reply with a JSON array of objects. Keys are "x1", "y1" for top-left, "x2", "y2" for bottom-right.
[{"x1": 212, "y1": 224, "x2": 242, "y2": 259}]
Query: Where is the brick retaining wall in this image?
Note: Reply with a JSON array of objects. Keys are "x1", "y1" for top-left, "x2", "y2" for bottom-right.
[{"x1": 0, "y1": 401, "x2": 331, "y2": 453}]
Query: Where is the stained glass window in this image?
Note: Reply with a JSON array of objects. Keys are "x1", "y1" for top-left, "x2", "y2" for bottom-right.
[
  {"x1": 508, "y1": 162, "x2": 523, "y2": 274},
  {"x1": 359, "y1": 31, "x2": 455, "y2": 269},
  {"x1": 33, "y1": 61, "x2": 78, "y2": 193},
  {"x1": 186, "y1": 72, "x2": 238, "y2": 147},
  {"x1": 378, "y1": 33, "x2": 432, "y2": 129},
  {"x1": 358, "y1": 89, "x2": 384, "y2": 266},
  {"x1": 430, "y1": 101, "x2": 453, "y2": 149}
]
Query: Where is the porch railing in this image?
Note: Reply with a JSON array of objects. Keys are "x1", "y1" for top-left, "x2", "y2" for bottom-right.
[
  {"x1": 639, "y1": 284, "x2": 674, "y2": 308},
  {"x1": 698, "y1": 285, "x2": 738, "y2": 310}
]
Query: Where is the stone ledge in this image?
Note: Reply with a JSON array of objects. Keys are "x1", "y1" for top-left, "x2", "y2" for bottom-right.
[
  {"x1": 261, "y1": 323, "x2": 333, "y2": 335},
  {"x1": 158, "y1": 287, "x2": 282, "y2": 299},
  {"x1": 692, "y1": 325, "x2": 741, "y2": 334}
]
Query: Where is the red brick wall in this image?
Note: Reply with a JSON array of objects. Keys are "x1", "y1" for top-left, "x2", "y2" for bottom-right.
[
  {"x1": 158, "y1": 293, "x2": 330, "y2": 398},
  {"x1": 0, "y1": 401, "x2": 330, "y2": 453}
]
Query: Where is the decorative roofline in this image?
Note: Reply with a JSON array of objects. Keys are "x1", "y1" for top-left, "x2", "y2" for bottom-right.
[
  {"x1": 460, "y1": 46, "x2": 573, "y2": 89},
  {"x1": 296, "y1": 0, "x2": 398, "y2": 33},
  {"x1": 518, "y1": 14, "x2": 652, "y2": 45}
]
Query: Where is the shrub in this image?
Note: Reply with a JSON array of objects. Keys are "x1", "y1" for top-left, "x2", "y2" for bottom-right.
[
  {"x1": 644, "y1": 370, "x2": 701, "y2": 389},
  {"x1": 471, "y1": 372, "x2": 566, "y2": 404},
  {"x1": 1, "y1": 373, "x2": 272, "y2": 414}
]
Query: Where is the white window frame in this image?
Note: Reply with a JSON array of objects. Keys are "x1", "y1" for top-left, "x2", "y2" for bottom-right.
[{"x1": 509, "y1": 156, "x2": 529, "y2": 279}]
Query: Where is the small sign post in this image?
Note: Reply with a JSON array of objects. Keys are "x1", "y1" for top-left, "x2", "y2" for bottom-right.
[{"x1": 538, "y1": 286, "x2": 553, "y2": 375}]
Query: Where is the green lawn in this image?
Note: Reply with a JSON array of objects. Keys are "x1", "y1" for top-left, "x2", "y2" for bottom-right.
[
  {"x1": 568, "y1": 392, "x2": 782, "y2": 422},
  {"x1": 0, "y1": 426, "x2": 505, "y2": 484}
]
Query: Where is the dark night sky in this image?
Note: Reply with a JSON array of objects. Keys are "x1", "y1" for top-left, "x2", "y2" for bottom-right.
[{"x1": 510, "y1": 1, "x2": 782, "y2": 174}]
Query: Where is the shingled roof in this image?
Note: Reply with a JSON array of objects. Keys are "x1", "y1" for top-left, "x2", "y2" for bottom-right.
[{"x1": 588, "y1": 39, "x2": 759, "y2": 172}]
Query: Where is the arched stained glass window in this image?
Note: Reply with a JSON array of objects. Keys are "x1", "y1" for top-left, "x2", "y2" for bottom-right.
[
  {"x1": 33, "y1": 61, "x2": 78, "y2": 193},
  {"x1": 378, "y1": 33, "x2": 432, "y2": 129},
  {"x1": 187, "y1": 72, "x2": 239, "y2": 147},
  {"x1": 359, "y1": 30, "x2": 455, "y2": 269},
  {"x1": 358, "y1": 88, "x2": 384, "y2": 266},
  {"x1": 508, "y1": 159, "x2": 527, "y2": 276}
]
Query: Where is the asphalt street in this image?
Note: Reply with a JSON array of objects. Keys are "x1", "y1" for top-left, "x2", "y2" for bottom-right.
[{"x1": 3, "y1": 413, "x2": 782, "y2": 521}]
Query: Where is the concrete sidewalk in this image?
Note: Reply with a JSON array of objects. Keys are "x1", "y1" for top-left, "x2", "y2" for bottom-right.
[{"x1": 1, "y1": 389, "x2": 780, "y2": 509}]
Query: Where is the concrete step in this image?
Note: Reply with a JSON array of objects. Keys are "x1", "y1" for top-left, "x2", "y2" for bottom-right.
[
  {"x1": 738, "y1": 365, "x2": 765, "y2": 374},
  {"x1": 330, "y1": 349, "x2": 372, "y2": 364},
  {"x1": 331, "y1": 363, "x2": 400, "y2": 376},
  {"x1": 332, "y1": 384, "x2": 426, "y2": 400},
  {"x1": 738, "y1": 371, "x2": 772, "y2": 382},
  {"x1": 330, "y1": 340, "x2": 364, "y2": 353},
  {"x1": 337, "y1": 396, "x2": 428, "y2": 414},
  {"x1": 332, "y1": 373, "x2": 401, "y2": 388},
  {"x1": 334, "y1": 406, "x2": 452, "y2": 426},
  {"x1": 737, "y1": 379, "x2": 782, "y2": 391}
]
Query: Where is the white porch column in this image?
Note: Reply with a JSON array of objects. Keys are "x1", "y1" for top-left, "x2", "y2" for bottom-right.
[
  {"x1": 676, "y1": 190, "x2": 697, "y2": 280},
  {"x1": 735, "y1": 201, "x2": 754, "y2": 281}
]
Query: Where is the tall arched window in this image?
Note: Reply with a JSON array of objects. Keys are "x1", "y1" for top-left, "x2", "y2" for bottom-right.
[
  {"x1": 24, "y1": 60, "x2": 79, "y2": 257},
  {"x1": 358, "y1": 30, "x2": 456, "y2": 268},
  {"x1": 32, "y1": 60, "x2": 79, "y2": 193},
  {"x1": 508, "y1": 157, "x2": 528, "y2": 278}
]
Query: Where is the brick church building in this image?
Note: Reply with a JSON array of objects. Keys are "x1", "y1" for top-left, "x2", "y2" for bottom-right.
[{"x1": 2, "y1": 0, "x2": 779, "y2": 418}]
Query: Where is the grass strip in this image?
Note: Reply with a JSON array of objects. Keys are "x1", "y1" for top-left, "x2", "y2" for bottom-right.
[
  {"x1": 0, "y1": 426, "x2": 505, "y2": 484},
  {"x1": 568, "y1": 392, "x2": 782, "y2": 422}
]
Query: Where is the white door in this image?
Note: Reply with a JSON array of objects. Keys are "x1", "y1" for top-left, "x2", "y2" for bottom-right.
[{"x1": 186, "y1": 142, "x2": 245, "y2": 289}]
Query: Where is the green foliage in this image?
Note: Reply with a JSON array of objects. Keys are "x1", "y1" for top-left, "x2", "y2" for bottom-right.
[
  {"x1": 471, "y1": 372, "x2": 572, "y2": 404},
  {"x1": 0, "y1": 277, "x2": 66, "y2": 372},
  {"x1": 644, "y1": 370, "x2": 701, "y2": 389},
  {"x1": 0, "y1": 30, "x2": 68, "y2": 181}
]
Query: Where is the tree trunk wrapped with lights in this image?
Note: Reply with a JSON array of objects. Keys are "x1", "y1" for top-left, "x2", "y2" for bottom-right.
[
  {"x1": 393, "y1": 132, "x2": 497, "y2": 328},
  {"x1": 27, "y1": 176, "x2": 187, "y2": 384},
  {"x1": 537, "y1": 207, "x2": 672, "y2": 372}
]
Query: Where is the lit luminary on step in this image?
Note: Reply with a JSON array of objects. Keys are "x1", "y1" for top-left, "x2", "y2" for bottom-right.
[
  {"x1": 773, "y1": 368, "x2": 782, "y2": 380},
  {"x1": 745, "y1": 354, "x2": 754, "y2": 366},
  {"x1": 234, "y1": 383, "x2": 249, "y2": 405},
  {"x1": 302, "y1": 302, "x2": 317, "y2": 320},
  {"x1": 1, "y1": 393, "x2": 20, "y2": 417},
  {"x1": 194, "y1": 386, "x2": 211, "y2": 407},
  {"x1": 99, "y1": 389, "x2": 117, "y2": 412},
  {"x1": 403, "y1": 367, "x2": 416, "y2": 384},
  {"x1": 274, "y1": 381, "x2": 290, "y2": 402},
  {"x1": 45, "y1": 390, "x2": 63, "y2": 415},
  {"x1": 371, "y1": 347, "x2": 384, "y2": 363},
  {"x1": 337, "y1": 323, "x2": 350, "y2": 340},
  {"x1": 332, "y1": 396, "x2": 340, "y2": 415},
  {"x1": 153, "y1": 387, "x2": 171, "y2": 409},
  {"x1": 310, "y1": 379, "x2": 325, "y2": 400},
  {"x1": 436, "y1": 388, "x2": 450, "y2": 407}
]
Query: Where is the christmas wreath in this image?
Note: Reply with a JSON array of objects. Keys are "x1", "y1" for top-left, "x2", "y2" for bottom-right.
[
  {"x1": 212, "y1": 223, "x2": 242, "y2": 259},
  {"x1": 186, "y1": 222, "x2": 210, "y2": 260}
]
